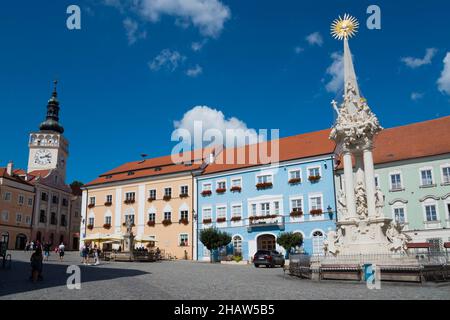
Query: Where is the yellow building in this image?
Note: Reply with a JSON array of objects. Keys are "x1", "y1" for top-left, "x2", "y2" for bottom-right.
[
  {"x1": 0, "y1": 162, "x2": 35, "y2": 250},
  {"x1": 81, "y1": 150, "x2": 213, "y2": 259}
]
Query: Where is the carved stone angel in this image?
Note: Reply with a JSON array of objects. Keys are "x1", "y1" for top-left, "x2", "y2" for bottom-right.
[{"x1": 386, "y1": 221, "x2": 410, "y2": 253}]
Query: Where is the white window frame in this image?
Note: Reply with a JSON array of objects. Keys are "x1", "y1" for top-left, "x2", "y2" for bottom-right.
[
  {"x1": 247, "y1": 195, "x2": 284, "y2": 218},
  {"x1": 16, "y1": 213, "x2": 22, "y2": 223},
  {"x1": 308, "y1": 193, "x2": 324, "y2": 221},
  {"x1": 149, "y1": 189, "x2": 157, "y2": 199},
  {"x1": 202, "y1": 182, "x2": 212, "y2": 192},
  {"x1": 419, "y1": 167, "x2": 434, "y2": 187},
  {"x1": 25, "y1": 216, "x2": 31, "y2": 224},
  {"x1": 374, "y1": 174, "x2": 380, "y2": 188},
  {"x1": 89, "y1": 196, "x2": 96, "y2": 205},
  {"x1": 307, "y1": 166, "x2": 322, "y2": 178},
  {"x1": 18, "y1": 194, "x2": 25, "y2": 205},
  {"x1": 288, "y1": 168, "x2": 302, "y2": 181},
  {"x1": 422, "y1": 199, "x2": 440, "y2": 228},
  {"x1": 216, "y1": 180, "x2": 227, "y2": 190},
  {"x1": 231, "y1": 177, "x2": 242, "y2": 188},
  {"x1": 440, "y1": 164, "x2": 450, "y2": 185},
  {"x1": 3, "y1": 192, "x2": 11, "y2": 202},
  {"x1": 389, "y1": 171, "x2": 403, "y2": 191},
  {"x1": 1, "y1": 210, "x2": 9, "y2": 222},
  {"x1": 106, "y1": 194, "x2": 113, "y2": 203},
  {"x1": 148, "y1": 212, "x2": 156, "y2": 222},
  {"x1": 391, "y1": 203, "x2": 408, "y2": 225},
  {"x1": 125, "y1": 192, "x2": 136, "y2": 201},
  {"x1": 164, "y1": 187, "x2": 172, "y2": 197},
  {"x1": 180, "y1": 185, "x2": 189, "y2": 195},
  {"x1": 255, "y1": 173, "x2": 274, "y2": 185},
  {"x1": 105, "y1": 215, "x2": 112, "y2": 225},
  {"x1": 289, "y1": 195, "x2": 305, "y2": 222},
  {"x1": 231, "y1": 203, "x2": 243, "y2": 218},
  {"x1": 202, "y1": 206, "x2": 212, "y2": 224},
  {"x1": 216, "y1": 205, "x2": 227, "y2": 226},
  {"x1": 179, "y1": 233, "x2": 189, "y2": 246}
]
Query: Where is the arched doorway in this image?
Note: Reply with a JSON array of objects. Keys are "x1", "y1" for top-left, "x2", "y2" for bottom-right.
[
  {"x1": 257, "y1": 234, "x2": 276, "y2": 251},
  {"x1": 312, "y1": 230, "x2": 324, "y2": 256},
  {"x1": 232, "y1": 235, "x2": 243, "y2": 256},
  {"x1": 36, "y1": 231, "x2": 41, "y2": 242},
  {"x1": 15, "y1": 234, "x2": 27, "y2": 250}
]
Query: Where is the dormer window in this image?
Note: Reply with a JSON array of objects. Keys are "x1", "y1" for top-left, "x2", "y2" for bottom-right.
[{"x1": 127, "y1": 171, "x2": 135, "y2": 176}]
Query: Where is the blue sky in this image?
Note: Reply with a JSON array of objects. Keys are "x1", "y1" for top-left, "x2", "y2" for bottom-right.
[{"x1": 0, "y1": 0, "x2": 449, "y2": 184}]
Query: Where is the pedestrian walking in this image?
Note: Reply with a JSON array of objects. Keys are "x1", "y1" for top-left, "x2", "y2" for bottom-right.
[
  {"x1": 43, "y1": 242, "x2": 51, "y2": 261},
  {"x1": 93, "y1": 245, "x2": 100, "y2": 265},
  {"x1": 30, "y1": 247, "x2": 43, "y2": 283},
  {"x1": 58, "y1": 242, "x2": 65, "y2": 261}
]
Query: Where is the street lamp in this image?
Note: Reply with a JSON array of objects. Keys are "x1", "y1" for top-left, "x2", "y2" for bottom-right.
[{"x1": 327, "y1": 205, "x2": 334, "y2": 220}]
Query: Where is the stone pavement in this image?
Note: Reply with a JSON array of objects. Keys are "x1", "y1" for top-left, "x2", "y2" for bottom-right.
[{"x1": 1, "y1": 251, "x2": 449, "y2": 300}]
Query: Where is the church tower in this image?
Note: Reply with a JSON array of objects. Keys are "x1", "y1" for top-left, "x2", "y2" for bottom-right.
[{"x1": 27, "y1": 81, "x2": 69, "y2": 183}]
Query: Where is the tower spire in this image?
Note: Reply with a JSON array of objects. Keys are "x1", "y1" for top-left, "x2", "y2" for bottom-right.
[{"x1": 39, "y1": 80, "x2": 64, "y2": 134}]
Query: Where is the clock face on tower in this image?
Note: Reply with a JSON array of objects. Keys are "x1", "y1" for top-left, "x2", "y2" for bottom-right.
[{"x1": 34, "y1": 149, "x2": 52, "y2": 165}]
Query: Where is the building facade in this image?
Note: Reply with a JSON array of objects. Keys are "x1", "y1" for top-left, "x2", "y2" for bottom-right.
[
  {"x1": 195, "y1": 130, "x2": 337, "y2": 261},
  {"x1": 335, "y1": 116, "x2": 450, "y2": 250},
  {"x1": 0, "y1": 163, "x2": 35, "y2": 250},
  {"x1": 81, "y1": 151, "x2": 211, "y2": 259}
]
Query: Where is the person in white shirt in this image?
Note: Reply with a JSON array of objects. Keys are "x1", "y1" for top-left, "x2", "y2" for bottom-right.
[{"x1": 58, "y1": 243, "x2": 65, "y2": 261}]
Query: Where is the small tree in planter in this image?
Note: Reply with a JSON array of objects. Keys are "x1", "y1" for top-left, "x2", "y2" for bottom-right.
[
  {"x1": 200, "y1": 227, "x2": 231, "y2": 263},
  {"x1": 276, "y1": 232, "x2": 303, "y2": 259}
]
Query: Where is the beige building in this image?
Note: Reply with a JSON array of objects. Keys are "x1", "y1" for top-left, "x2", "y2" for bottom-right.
[
  {"x1": 0, "y1": 163, "x2": 35, "y2": 250},
  {"x1": 81, "y1": 150, "x2": 214, "y2": 259}
]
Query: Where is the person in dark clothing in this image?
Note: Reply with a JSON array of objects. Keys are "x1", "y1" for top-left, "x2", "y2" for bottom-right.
[{"x1": 30, "y1": 248, "x2": 43, "y2": 282}]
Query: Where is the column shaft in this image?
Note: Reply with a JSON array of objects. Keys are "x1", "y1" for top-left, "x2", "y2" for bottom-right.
[
  {"x1": 363, "y1": 149, "x2": 377, "y2": 217},
  {"x1": 343, "y1": 152, "x2": 356, "y2": 218}
]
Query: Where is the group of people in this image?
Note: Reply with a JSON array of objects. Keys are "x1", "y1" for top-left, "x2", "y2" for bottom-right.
[
  {"x1": 80, "y1": 244, "x2": 101, "y2": 265},
  {"x1": 29, "y1": 242, "x2": 66, "y2": 283}
]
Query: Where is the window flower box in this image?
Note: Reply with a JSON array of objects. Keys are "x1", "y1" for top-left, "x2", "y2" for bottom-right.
[
  {"x1": 308, "y1": 175, "x2": 321, "y2": 183},
  {"x1": 256, "y1": 182, "x2": 273, "y2": 190},
  {"x1": 288, "y1": 178, "x2": 301, "y2": 184},
  {"x1": 88, "y1": 203, "x2": 95, "y2": 208},
  {"x1": 202, "y1": 218, "x2": 212, "y2": 224},
  {"x1": 310, "y1": 209, "x2": 323, "y2": 215},
  {"x1": 103, "y1": 223, "x2": 111, "y2": 229},
  {"x1": 147, "y1": 197, "x2": 156, "y2": 202},
  {"x1": 249, "y1": 214, "x2": 278, "y2": 221},
  {"x1": 122, "y1": 222, "x2": 135, "y2": 227},
  {"x1": 201, "y1": 190, "x2": 212, "y2": 196},
  {"x1": 87, "y1": 224, "x2": 94, "y2": 230},
  {"x1": 104, "y1": 202, "x2": 112, "y2": 207},
  {"x1": 290, "y1": 210, "x2": 303, "y2": 217},
  {"x1": 230, "y1": 186, "x2": 242, "y2": 192},
  {"x1": 179, "y1": 218, "x2": 189, "y2": 225},
  {"x1": 179, "y1": 193, "x2": 189, "y2": 198},
  {"x1": 180, "y1": 241, "x2": 188, "y2": 247},
  {"x1": 230, "y1": 216, "x2": 242, "y2": 222},
  {"x1": 124, "y1": 199, "x2": 135, "y2": 205},
  {"x1": 216, "y1": 217, "x2": 226, "y2": 223},
  {"x1": 147, "y1": 220, "x2": 155, "y2": 227},
  {"x1": 163, "y1": 195, "x2": 171, "y2": 201},
  {"x1": 216, "y1": 188, "x2": 226, "y2": 194},
  {"x1": 162, "y1": 219, "x2": 172, "y2": 226}
]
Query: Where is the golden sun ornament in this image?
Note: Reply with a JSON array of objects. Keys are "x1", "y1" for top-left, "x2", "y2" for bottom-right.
[{"x1": 331, "y1": 14, "x2": 359, "y2": 40}]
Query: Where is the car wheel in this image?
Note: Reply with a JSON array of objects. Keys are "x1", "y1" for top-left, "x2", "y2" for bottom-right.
[{"x1": 254, "y1": 264, "x2": 259, "y2": 268}]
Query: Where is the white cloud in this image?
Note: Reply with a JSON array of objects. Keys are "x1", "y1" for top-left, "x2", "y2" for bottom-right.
[
  {"x1": 401, "y1": 48, "x2": 437, "y2": 69},
  {"x1": 306, "y1": 32, "x2": 323, "y2": 47},
  {"x1": 191, "y1": 40, "x2": 207, "y2": 51},
  {"x1": 174, "y1": 106, "x2": 261, "y2": 147},
  {"x1": 186, "y1": 64, "x2": 203, "y2": 77},
  {"x1": 123, "y1": 18, "x2": 147, "y2": 45},
  {"x1": 325, "y1": 52, "x2": 344, "y2": 93},
  {"x1": 148, "y1": 49, "x2": 186, "y2": 71},
  {"x1": 437, "y1": 52, "x2": 450, "y2": 96},
  {"x1": 134, "y1": 0, "x2": 231, "y2": 37},
  {"x1": 411, "y1": 92, "x2": 424, "y2": 101},
  {"x1": 294, "y1": 46, "x2": 304, "y2": 54}
]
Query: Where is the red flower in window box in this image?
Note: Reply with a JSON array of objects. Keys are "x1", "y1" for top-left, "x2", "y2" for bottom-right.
[
  {"x1": 88, "y1": 203, "x2": 95, "y2": 208},
  {"x1": 163, "y1": 195, "x2": 171, "y2": 201},
  {"x1": 288, "y1": 178, "x2": 301, "y2": 184},
  {"x1": 147, "y1": 197, "x2": 156, "y2": 202},
  {"x1": 201, "y1": 190, "x2": 212, "y2": 196},
  {"x1": 249, "y1": 214, "x2": 278, "y2": 221},
  {"x1": 162, "y1": 219, "x2": 172, "y2": 226},
  {"x1": 122, "y1": 222, "x2": 135, "y2": 227},
  {"x1": 103, "y1": 223, "x2": 111, "y2": 229},
  {"x1": 179, "y1": 193, "x2": 189, "y2": 198},
  {"x1": 290, "y1": 210, "x2": 303, "y2": 217},
  {"x1": 308, "y1": 175, "x2": 321, "y2": 182},
  {"x1": 104, "y1": 202, "x2": 112, "y2": 207},
  {"x1": 256, "y1": 182, "x2": 273, "y2": 190},
  {"x1": 216, "y1": 188, "x2": 226, "y2": 194},
  {"x1": 124, "y1": 199, "x2": 135, "y2": 204},
  {"x1": 202, "y1": 218, "x2": 212, "y2": 224},
  {"x1": 310, "y1": 209, "x2": 323, "y2": 215},
  {"x1": 230, "y1": 216, "x2": 242, "y2": 222},
  {"x1": 179, "y1": 218, "x2": 189, "y2": 225},
  {"x1": 216, "y1": 217, "x2": 226, "y2": 223},
  {"x1": 180, "y1": 241, "x2": 188, "y2": 247},
  {"x1": 230, "y1": 186, "x2": 242, "y2": 192},
  {"x1": 87, "y1": 224, "x2": 94, "y2": 230},
  {"x1": 147, "y1": 221, "x2": 155, "y2": 227}
]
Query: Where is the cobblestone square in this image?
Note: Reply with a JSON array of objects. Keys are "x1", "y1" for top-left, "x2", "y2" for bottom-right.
[{"x1": 1, "y1": 251, "x2": 449, "y2": 300}]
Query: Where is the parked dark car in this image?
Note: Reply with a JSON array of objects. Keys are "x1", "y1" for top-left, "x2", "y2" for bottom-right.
[{"x1": 253, "y1": 250, "x2": 285, "y2": 268}]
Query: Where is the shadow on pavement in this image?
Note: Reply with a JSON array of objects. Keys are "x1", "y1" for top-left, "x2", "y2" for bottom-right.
[{"x1": 0, "y1": 259, "x2": 150, "y2": 297}]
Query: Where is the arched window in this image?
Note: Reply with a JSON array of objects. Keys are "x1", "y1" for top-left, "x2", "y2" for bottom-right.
[
  {"x1": 312, "y1": 231, "x2": 324, "y2": 256},
  {"x1": 232, "y1": 235, "x2": 242, "y2": 256}
]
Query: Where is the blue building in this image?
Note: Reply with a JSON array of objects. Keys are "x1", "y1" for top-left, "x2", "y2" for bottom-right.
[{"x1": 194, "y1": 130, "x2": 337, "y2": 262}]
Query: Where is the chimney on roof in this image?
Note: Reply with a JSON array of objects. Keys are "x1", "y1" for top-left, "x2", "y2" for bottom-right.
[{"x1": 6, "y1": 161, "x2": 13, "y2": 175}]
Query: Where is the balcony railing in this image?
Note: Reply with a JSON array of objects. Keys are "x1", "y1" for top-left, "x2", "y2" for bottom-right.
[{"x1": 247, "y1": 214, "x2": 285, "y2": 231}]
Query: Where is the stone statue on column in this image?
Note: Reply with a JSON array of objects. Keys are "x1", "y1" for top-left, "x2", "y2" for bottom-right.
[{"x1": 375, "y1": 186, "x2": 385, "y2": 217}]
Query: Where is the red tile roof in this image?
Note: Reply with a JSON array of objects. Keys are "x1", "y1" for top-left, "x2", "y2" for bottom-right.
[
  {"x1": 203, "y1": 129, "x2": 335, "y2": 175},
  {"x1": 0, "y1": 168, "x2": 33, "y2": 186}
]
